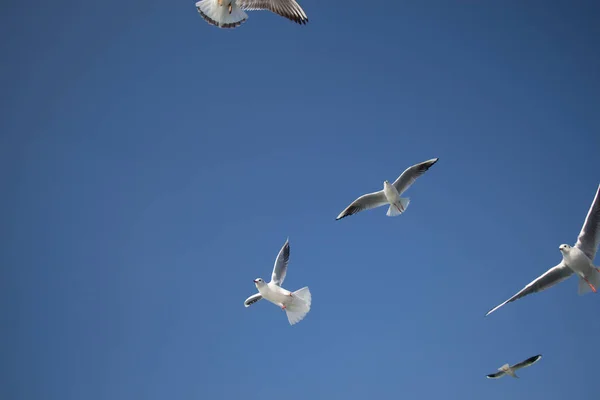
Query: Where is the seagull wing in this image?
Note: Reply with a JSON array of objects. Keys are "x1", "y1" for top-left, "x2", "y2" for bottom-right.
[
  {"x1": 511, "y1": 354, "x2": 542, "y2": 371},
  {"x1": 575, "y1": 184, "x2": 600, "y2": 261},
  {"x1": 392, "y1": 158, "x2": 439, "y2": 195},
  {"x1": 244, "y1": 293, "x2": 263, "y2": 307},
  {"x1": 486, "y1": 371, "x2": 506, "y2": 379},
  {"x1": 236, "y1": 0, "x2": 308, "y2": 24},
  {"x1": 270, "y1": 238, "x2": 290, "y2": 286},
  {"x1": 485, "y1": 262, "x2": 573, "y2": 316},
  {"x1": 335, "y1": 190, "x2": 388, "y2": 220}
]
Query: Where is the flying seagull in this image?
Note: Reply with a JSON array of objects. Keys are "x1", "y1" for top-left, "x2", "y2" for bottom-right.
[
  {"x1": 486, "y1": 354, "x2": 542, "y2": 379},
  {"x1": 243, "y1": 238, "x2": 312, "y2": 325},
  {"x1": 486, "y1": 183, "x2": 600, "y2": 317},
  {"x1": 335, "y1": 158, "x2": 439, "y2": 221},
  {"x1": 195, "y1": 0, "x2": 308, "y2": 29}
]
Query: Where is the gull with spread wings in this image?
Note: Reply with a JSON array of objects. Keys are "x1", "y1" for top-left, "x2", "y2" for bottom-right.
[
  {"x1": 486, "y1": 184, "x2": 600, "y2": 317},
  {"x1": 195, "y1": 0, "x2": 308, "y2": 29},
  {"x1": 335, "y1": 158, "x2": 439, "y2": 221},
  {"x1": 486, "y1": 354, "x2": 542, "y2": 379},
  {"x1": 244, "y1": 238, "x2": 312, "y2": 326}
]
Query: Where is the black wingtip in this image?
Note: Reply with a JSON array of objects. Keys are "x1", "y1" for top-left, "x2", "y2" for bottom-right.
[{"x1": 289, "y1": 16, "x2": 309, "y2": 25}]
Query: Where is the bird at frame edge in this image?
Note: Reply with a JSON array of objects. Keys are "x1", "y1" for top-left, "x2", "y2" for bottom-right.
[{"x1": 196, "y1": 0, "x2": 309, "y2": 29}]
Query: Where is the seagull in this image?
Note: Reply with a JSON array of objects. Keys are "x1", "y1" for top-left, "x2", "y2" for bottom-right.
[
  {"x1": 486, "y1": 184, "x2": 600, "y2": 317},
  {"x1": 243, "y1": 238, "x2": 311, "y2": 325},
  {"x1": 486, "y1": 354, "x2": 542, "y2": 379},
  {"x1": 335, "y1": 158, "x2": 439, "y2": 221},
  {"x1": 195, "y1": 0, "x2": 308, "y2": 29}
]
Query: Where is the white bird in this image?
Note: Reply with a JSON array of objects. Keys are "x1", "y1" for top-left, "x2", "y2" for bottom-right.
[
  {"x1": 335, "y1": 158, "x2": 439, "y2": 221},
  {"x1": 195, "y1": 0, "x2": 308, "y2": 29},
  {"x1": 486, "y1": 354, "x2": 542, "y2": 379},
  {"x1": 243, "y1": 238, "x2": 311, "y2": 325},
  {"x1": 486, "y1": 184, "x2": 600, "y2": 317}
]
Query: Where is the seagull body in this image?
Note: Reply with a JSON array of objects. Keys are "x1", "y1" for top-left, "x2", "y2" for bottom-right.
[
  {"x1": 195, "y1": 0, "x2": 308, "y2": 29},
  {"x1": 335, "y1": 158, "x2": 439, "y2": 221},
  {"x1": 254, "y1": 280, "x2": 297, "y2": 310},
  {"x1": 560, "y1": 244, "x2": 599, "y2": 287},
  {"x1": 383, "y1": 180, "x2": 402, "y2": 208},
  {"x1": 243, "y1": 238, "x2": 311, "y2": 325},
  {"x1": 486, "y1": 184, "x2": 600, "y2": 316},
  {"x1": 486, "y1": 354, "x2": 542, "y2": 379}
]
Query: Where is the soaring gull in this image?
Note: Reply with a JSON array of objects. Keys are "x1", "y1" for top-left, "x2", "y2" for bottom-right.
[
  {"x1": 335, "y1": 158, "x2": 439, "y2": 221},
  {"x1": 486, "y1": 354, "x2": 542, "y2": 379},
  {"x1": 243, "y1": 238, "x2": 312, "y2": 325},
  {"x1": 195, "y1": 0, "x2": 308, "y2": 29},
  {"x1": 486, "y1": 184, "x2": 600, "y2": 316}
]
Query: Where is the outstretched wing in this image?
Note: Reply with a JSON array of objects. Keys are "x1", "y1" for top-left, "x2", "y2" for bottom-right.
[
  {"x1": 485, "y1": 263, "x2": 573, "y2": 316},
  {"x1": 336, "y1": 191, "x2": 388, "y2": 220},
  {"x1": 392, "y1": 158, "x2": 439, "y2": 195},
  {"x1": 236, "y1": 0, "x2": 308, "y2": 24},
  {"x1": 512, "y1": 354, "x2": 542, "y2": 371},
  {"x1": 270, "y1": 238, "x2": 290, "y2": 286},
  {"x1": 486, "y1": 371, "x2": 506, "y2": 379},
  {"x1": 244, "y1": 293, "x2": 263, "y2": 307},
  {"x1": 575, "y1": 184, "x2": 600, "y2": 261}
]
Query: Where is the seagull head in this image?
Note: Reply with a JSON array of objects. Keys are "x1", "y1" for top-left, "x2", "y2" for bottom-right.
[
  {"x1": 253, "y1": 278, "x2": 266, "y2": 287},
  {"x1": 383, "y1": 180, "x2": 390, "y2": 187},
  {"x1": 559, "y1": 244, "x2": 571, "y2": 254}
]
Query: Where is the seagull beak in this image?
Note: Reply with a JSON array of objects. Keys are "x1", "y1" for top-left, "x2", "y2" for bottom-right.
[{"x1": 253, "y1": 279, "x2": 258, "y2": 283}]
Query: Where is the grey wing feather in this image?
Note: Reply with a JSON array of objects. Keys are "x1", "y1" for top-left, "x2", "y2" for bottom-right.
[
  {"x1": 575, "y1": 184, "x2": 600, "y2": 261},
  {"x1": 392, "y1": 158, "x2": 439, "y2": 195},
  {"x1": 486, "y1": 371, "x2": 506, "y2": 379},
  {"x1": 485, "y1": 263, "x2": 573, "y2": 316},
  {"x1": 237, "y1": 0, "x2": 308, "y2": 24},
  {"x1": 512, "y1": 354, "x2": 542, "y2": 370},
  {"x1": 244, "y1": 293, "x2": 263, "y2": 307},
  {"x1": 335, "y1": 191, "x2": 388, "y2": 220},
  {"x1": 270, "y1": 238, "x2": 290, "y2": 286}
]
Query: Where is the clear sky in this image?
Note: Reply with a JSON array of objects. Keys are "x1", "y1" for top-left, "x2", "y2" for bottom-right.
[{"x1": 2, "y1": 1, "x2": 600, "y2": 399}]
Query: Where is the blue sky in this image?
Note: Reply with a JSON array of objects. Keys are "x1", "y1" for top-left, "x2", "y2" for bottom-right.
[{"x1": 2, "y1": 1, "x2": 600, "y2": 399}]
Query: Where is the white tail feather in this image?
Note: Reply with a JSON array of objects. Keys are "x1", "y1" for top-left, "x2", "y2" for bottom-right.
[
  {"x1": 285, "y1": 287, "x2": 311, "y2": 325},
  {"x1": 577, "y1": 269, "x2": 600, "y2": 295},
  {"x1": 386, "y1": 198, "x2": 410, "y2": 217},
  {"x1": 195, "y1": 0, "x2": 248, "y2": 28}
]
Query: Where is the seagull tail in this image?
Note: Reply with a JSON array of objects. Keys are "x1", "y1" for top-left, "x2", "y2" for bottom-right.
[
  {"x1": 386, "y1": 198, "x2": 410, "y2": 217},
  {"x1": 195, "y1": 0, "x2": 248, "y2": 29},
  {"x1": 577, "y1": 269, "x2": 600, "y2": 295},
  {"x1": 285, "y1": 287, "x2": 311, "y2": 326}
]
